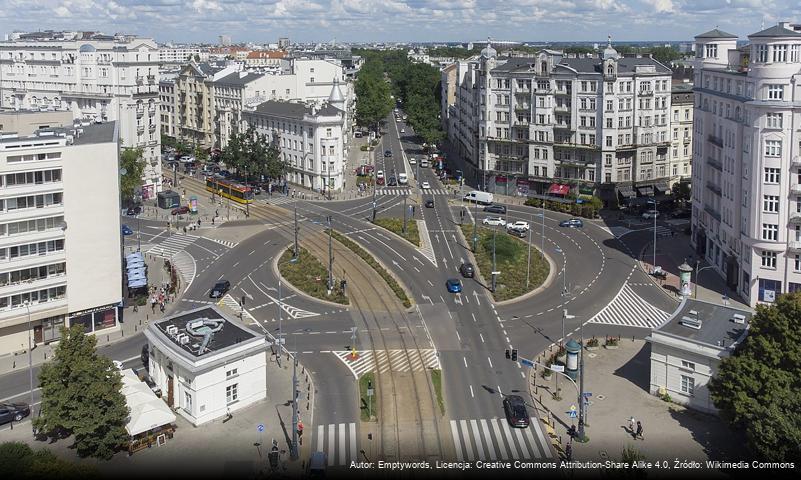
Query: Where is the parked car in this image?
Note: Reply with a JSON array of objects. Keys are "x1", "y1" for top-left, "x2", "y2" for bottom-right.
[
  {"x1": 121, "y1": 224, "x2": 134, "y2": 236},
  {"x1": 642, "y1": 210, "x2": 660, "y2": 220},
  {"x1": 384, "y1": 150, "x2": 392, "y2": 157},
  {"x1": 463, "y1": 190, "x2": 494, "y2": 205},
  {"x1": 508, "y1": 221, "x2": 530, "y2": 231},
  {"x1": 354, "y1": 131, "x2": 363, "y2": 138},
  {"x1": 446, "y1": 278, "x2": 463, "y2": 293},
  {"x1": 171, "y1": 206, "x2": 190, "y2": 215},
  {"x1": 484, "y1": 204, "x2": 507, "y2": 214},
  {"x1": 409, "y1": 158, "x2": 417, "y2": 166},
  {"x1": 507, "y1": 228, "x2": 527, "y2": 238},
  {"x1": 0, "y1": 402, "x2": 31, "y2": 425},
  {"x1": 421, "y1": 181, "x2": 431, "y2": 189},
  {"x1": 209, "y1": 280, "x2": 231, "y2": 298},
  {"x1": 125, "y1": 205, "x2": 142, "y2": 216},
  {"x1": 459, "y1": 263, "x2": 475, "y2": 278},
  {"x1": 425, "y1": 199, "x2": 434, "y2": 208},
  {"x1": 503, "y1": 395, "x2": 530, "y2": 428},
  {"x1": 559, "y1": 218, "x2": 584, "y2": 228},
  {"x1": 483, "y1": 216, "x2": 506, "y2": 227},
  {"x1": 670, "y1": 209, "x2": 691, "y2": 219}
]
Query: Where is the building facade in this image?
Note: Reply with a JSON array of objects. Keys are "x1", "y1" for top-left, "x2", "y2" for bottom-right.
[
  {"x1": 0, "y1": 117, "x2": 122, "y2": 355},
  {"x1": 244, "y1": 50, "x2": 286, "y2": 68},
  {"x1": 159, "y1": 74, "x2": 178, "y2": 138},
  {"x1": 159, "y1": 46, "x2": 209, "y2": 65},
  {"x1": 670, "y1": 82, "x2": 694, "y2": 185},
  {"x1": 443, "y1": 42, "x2": 675, "y2": 203},
  {"x1": 690, "y1": 23, "x2": 801, "y2": 307},
  {"x1": 0, "y1": 31, "x2": 162, "y2": 198}
]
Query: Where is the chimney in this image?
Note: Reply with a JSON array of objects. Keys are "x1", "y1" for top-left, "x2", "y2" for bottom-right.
[{"x1": 779, "y1": 21, "x2": 790, "y2": 30}]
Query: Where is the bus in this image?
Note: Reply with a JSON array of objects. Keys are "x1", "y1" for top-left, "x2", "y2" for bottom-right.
[{"x1": 205, "y1": 176, "x2": 254, "y2": 204}]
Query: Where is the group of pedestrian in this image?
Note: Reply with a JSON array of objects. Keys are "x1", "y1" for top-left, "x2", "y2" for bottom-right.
[
  {"x1": 149, "y1": 285, "x2": 172, "y2": 314},
  {"x1": 628, "y1": 416, "x2": 644, "y2": 440}
]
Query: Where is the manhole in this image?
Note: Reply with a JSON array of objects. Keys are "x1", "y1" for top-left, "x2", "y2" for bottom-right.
[
  {"x1": 596, "y1": 394, "x2": 606, "y2": 401},
  {"x1": 588, "y1": 353, "x2": 597, "y2": 359},
  {"x1": 599, "y1": 450, "x2": 608, "y2": 459}
]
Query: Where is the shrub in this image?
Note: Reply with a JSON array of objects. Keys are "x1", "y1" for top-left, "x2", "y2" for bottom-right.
[
  {"x1": 605, "y1": 336, "x2": 619, "y2": 346},
  {"x1": 586, "y1": 337, "x2": 599, "y2": 348}
]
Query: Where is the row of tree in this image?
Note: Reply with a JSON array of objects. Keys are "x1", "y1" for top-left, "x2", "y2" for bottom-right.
[
  {"x1": 219, "y1": 127, "x2": 286, "y2": 181},
  {"x1": 352, "y1": 50, "x2": 394, "y2": 133}
]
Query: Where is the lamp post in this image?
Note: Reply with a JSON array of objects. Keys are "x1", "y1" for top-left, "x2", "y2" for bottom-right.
[
  {"x1": 541, "y1": 199, "x2": 545, "y2": 260},
  {"x1": 471, "y1": 199, "x2": 479, "y2": 253},
  {"x1": 491, "y1": 225, "x2": 498, "y2": 293},
  {"x1": 651, "y1": 195, "x2": 658, "y2": 273},
  {"x1": 526, "y1": 211, "x2": 533, "y2": 289},
  {"x1": 293, "y1": 202, "x2": 299, "y2": 260},
  {"x1": 24, "y1": 301, "x2": 34, "y2": 432},
  {"x1": 327, "y1": 216, "x2": 334, "y2": 292},
  {"x1": 694, "y1": 261, "x2": 715, "y2": 299}
]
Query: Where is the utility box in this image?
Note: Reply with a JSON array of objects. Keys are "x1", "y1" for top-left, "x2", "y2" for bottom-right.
[{"x1": 157, "y1": 190, "x2": 181, "y2": 209}]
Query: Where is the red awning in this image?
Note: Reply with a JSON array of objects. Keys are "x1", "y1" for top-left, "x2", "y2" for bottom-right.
[{"x1": 548, "y1": 184, "x2": 570, "y2": 195}]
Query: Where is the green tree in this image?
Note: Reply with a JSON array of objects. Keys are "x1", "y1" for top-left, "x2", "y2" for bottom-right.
[
  {"x1": 119, "y1": 147, "x2": 145, "y2": 203},
  {"x1": 33, "y1": 325, "x2": 130, "y2": 460},
  {"x1": 646, "y1": 46, "x2": 682, "y2": 65},
  {"x1": 0, "y1": 442, "x2": 99, "y2": 479},
  {"x1": 354, "y1": 73, "x2": 393, "y2": 131},
  {"x1": 671, "y1": 181, "x2": 691, "y2": 205},
  {"x1": 220, "y1": 131, "x2": 247, "y2": 173},
  {"x1": 708, "y1": 293, "x2": 801, "y2": 461}
]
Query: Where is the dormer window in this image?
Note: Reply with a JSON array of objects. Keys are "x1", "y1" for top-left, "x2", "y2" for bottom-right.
[
  {"x1": 705, "y1": 44, "x2": 718, "y2": 58},
  {"x1": 607, "y1": 65, "x2": 614, "y2": 75},
  {"x1": 772, "y1": 44, "x2": 787, "y2": 63}
]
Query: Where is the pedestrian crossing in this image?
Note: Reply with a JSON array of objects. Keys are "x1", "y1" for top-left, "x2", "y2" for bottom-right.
[
  {"x1": 146, "y1": 234, "x2": 197, "y2": 258},
  {"x1": 333, "y1": 349, "x2": 441, "y2": 378},
  {"x1": 449, "y1": 417, "x2": 552, "y2": 461},
  {"x1": 217, "y1": 294, "x2": 258, "y2": 325},
  {"x1": 375, "y1": 188, "x2": 449, "y2": 196},
  {"x1": 313, "y1": 422, "x2": 358, "y2": 467},
  {"x1": 191, "y1": 236, "x2": 238, "y2": 248},
  {"x1": 171, "y1": 251, "x2": 196, "y2": 292},
  {"x1": 264, "y1": 196, "x2": 296, "y2": 206},
  {"x1": 589, "y1": 283, "x2": 672, "y2": 329}
]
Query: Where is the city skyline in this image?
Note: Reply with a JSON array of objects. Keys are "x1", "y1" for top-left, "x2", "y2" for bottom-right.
[{"x1": 0, "y1": 0, "x2": 797, "y2": 44}]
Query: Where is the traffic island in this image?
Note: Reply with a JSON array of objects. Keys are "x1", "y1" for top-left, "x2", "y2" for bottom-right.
[
  {"x1": 277, "y1": 247, "x2": 349, "y2": 305},
  {"x1": 458, "y1": 224, "x2": 549, "y2": 301},
  {"x1": 359, "y1": 372, "x2": 378, "y2": 422},
  {"x1": 373, "y1": 217, "x2": 420, "y2": 247},
  {"x1": 430, "y1": 369, "x2": 445, "y2": 415}
]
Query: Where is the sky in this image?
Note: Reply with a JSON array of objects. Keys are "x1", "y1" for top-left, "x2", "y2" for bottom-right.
[{"x1": 0, "y1": 0, "x2": 798, "y2": 44}]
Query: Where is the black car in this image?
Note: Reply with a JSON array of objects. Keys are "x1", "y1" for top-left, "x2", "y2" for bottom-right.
[
  {"x1": 559, "y1": 218, "x2": 584, "y2": 228},
  {"x1": 387, "y1": 177, "x2": 397, "y2": 186},
  {"x1": 484, "y1": 204, "x2": 507, "y2": 214},
  {"x1": 210, "y1": 280, "x2": 231, "y2": 298},
  {"x1": 384, "y1": 150, "x2": 392, "y2": 157},
  {"x1": 459, "y1": 262, "x2": 475, "y2": 278},
  {"x1": 0, "y1": 402, "x2": 31, "y2": 425},
  {"x1": 425, "y1": 199, "x2": 435, "y2": 208},
  {"x1": 126, "y1": 204, "x2": 142, "y2": 216},
  {"x1": 503, "y1": 395, "x2": 530, "y2": 428},
  {"x1": 670, "y1": 209, "x2": 691, "y2": 219}
]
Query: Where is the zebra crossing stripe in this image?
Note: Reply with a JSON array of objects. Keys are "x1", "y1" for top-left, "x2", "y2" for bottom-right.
[
  {"x1": 490, "y1": 420, "x2": 507, "y2": 460},
  {"x1": 316, "y1": 424, "x2": 324, "y2": 453},
  {"x1": 470, "y1": 420, "x2": 486, "y2": 460},
  {"x1": 500, "y1": 420, "x2": 521, "y2": 459},
  {"x1": 450, "y1": 421, "x2": 464, "y2": 462},
  {"x1": 481, "y1": 419, "x2": 497, "y2": 460},
  {"x1": 349, "y1": 423, "x2": 357, "y2": 465},
  {"x1": 460, "y1": 420, "x2": 473, "y2": 460},
  {"x1": 338, "y1": 423, "x2": 346, "y2": 465},
  {"x1": 327, "y1": 425, "x2": 335, "y2": 466},
  {"x1": 450, "y1": 418, "x2": 552, "y2": 461},
  {"x1": 523, "y1": 422, "x2": 543, "y2": 458}
]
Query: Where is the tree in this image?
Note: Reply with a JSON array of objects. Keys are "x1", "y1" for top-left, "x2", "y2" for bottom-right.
[
  {"x1": 708, "y1": 293, "x2": 801, "y2": 461},
  {"x1": 220, "y1": 131, "x2": 247, "y2": 173},
  {"x1": 0, "y1": 442, "x2": 99, "y2": 479},
  {"x1": 33, "y1": 325, "x2": 130, "y2": 460},
  {"x1": 671, "y1": 181, "x2": 691, "y2": 205},
  {"x1": 119, "y1": 147, "x2": 145, "y2": 203}
]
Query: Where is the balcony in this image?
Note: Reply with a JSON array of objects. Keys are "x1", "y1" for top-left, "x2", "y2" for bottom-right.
[
  {"x1": 553, "y1": 141, "x2": 599, "y2": 151},
  {"x1": 514, "y1": 103, "x2": 530, "y2": 111},
  {"x1": 707, "y1": 134, "x2": 723, "y2": 148},
  {"x1": 788, "y1": 241, "x2": 801, "y2": 252},
  {"x1": 147, "y1": 75, "x2": 156, "y2": 84},
  {"x1": 706, "y1": 181, "x2": 722, "y2": 196},
  {"x1": 792, "y1": 156, "x2": 801, "y2": 168},
  {"x1": 791, "y1": 184, "x2": 801, "y2": 195},
  {"x1": 555, "y1": 88, "x2": 571, "y2": 96},
  {"x1": 791, "y1": 212, "x2": 801, "y2": 225},
  {"x1": 554, "y1": 123, "x2": 572, "y2": 130},
  {"x1": 137, "y1": 125, "x2": 145, "y2": 134},
  {"x1": 704, "y1": 204, "x2": 721, "y2": 221},
  {"x1": 638, "y1": 89, "x2": 653, "y2": 96},
  {"x1": 136, "y1": 76, "x2": 144, "y2": 86},
  {"x1": 554, "y1": 105, "x2": 570, "y2": 113},
  {"x1": 136, "y1": 108, "x2": 144, "y2": 118},
  {"x1": 707, "y1": 157, "x2": 722, "y2": 171},
  {"x1": 149, "y1": 124, "x2": 157, "y2": 131},
  {"x1": 149, "y1": 106, "x2": 156, "y2": 116}
]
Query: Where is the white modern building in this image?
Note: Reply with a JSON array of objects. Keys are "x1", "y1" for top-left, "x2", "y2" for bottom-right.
[
  {"x1": 0, "y1": 114, "x2": 122, "y2": 355},
  {"x1": 690, "y1": 23, "x2": 801, "y2": 306},
  {"x1": 442, "y1": 41, "x2": 676, "y2": 204},
  {"x1": 242, "y1": 80, "x2": 347, "y2": 193},
  {"x1": 647, "y1": 298, "x2": 751, "y2": 415},
  {"x1": 144, "y1": 306, "x2": 268, "y2": 426},
  {"x1": 159, "y1": 46, "x2": 209, "y2": 65},
  {"x1": 0, "y1": 31, "x2": 162, "y2": 199}
]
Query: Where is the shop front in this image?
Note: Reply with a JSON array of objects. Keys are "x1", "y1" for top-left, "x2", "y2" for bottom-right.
[{"x1": 68, "y1": 303, "x2": 119, "y2": 334}]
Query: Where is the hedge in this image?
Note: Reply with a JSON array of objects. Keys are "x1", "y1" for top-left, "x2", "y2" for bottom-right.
[{"x1": 524, "y1": 197, "x2": 602, "y2": 219}]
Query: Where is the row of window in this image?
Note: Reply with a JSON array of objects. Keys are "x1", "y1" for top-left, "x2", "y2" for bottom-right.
[
  {"x1": 0, "y1": 239, "x2": 65, "y2": 262},
  {"x1": 0, "y1": 215, "x2": 64, "y2": 237},
  {"x1": 0, "y1": 285, "x2": 66, "y2": 310},
  {"x1": 0, "y1": 169, "x2": 62, "y2": 188},
  {"x1": 0, "y1": 193, "x2": 63, "y2": 213},
  {"x1": 0, "y1": 262, "x2": 66, "y2": 287},
  {"x1": 753, "y1": 44, "x2": 801, "y2": 64},
  {"x1": 6, "y1": 152, "x2": 61, "y2": 164}
]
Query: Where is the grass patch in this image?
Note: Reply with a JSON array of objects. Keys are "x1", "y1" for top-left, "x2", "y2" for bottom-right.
[
  {"x1": 373, "y1": 217, "x2": 420, "y2": 247},
  {"x1": 277, "y1": 247, "x2": 349, "y2": 305},
  {"x1": 430, "y1": 369, "x2": 445, "y2": 415},
  {"x1": 359, "y1": 372, "x2": 378, "y2": 422},
  {"x1": 329, "y1": 230, "x2": 412, "y2": 308},
  {"x1": 459, "y1": 223, "x2": 549, "y2": 302}
]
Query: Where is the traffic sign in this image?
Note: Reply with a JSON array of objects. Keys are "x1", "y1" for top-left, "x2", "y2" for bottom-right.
[
  {"x1": 551, "y1": 364, "x2": 565, "y2": 373},
  {"x1": 257, "y1": 424, "x2": 265, "y2": 432},
  {"x1": 567, "y1": 410, "x2": 578, "y2": 418},
  {"x1": 583, "y1": 392, "x2": 592, "y2": 397},
  {"x1": 569, "y1": 404, "x2": 577, "y2": 412},
  {"x1": 520, "y1": 358, "x2": 534, "y2": 368},
  {"x1": 367, "y1": 388, "x2": 374, "y2": 397}
]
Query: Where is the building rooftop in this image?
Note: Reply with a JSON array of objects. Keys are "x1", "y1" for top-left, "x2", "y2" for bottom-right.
[
  {"x1": 695, "y1": 28, "x2": 738, "y2": 39},
  {"x1": 491, "y1": 54, "x2": 671, "y2": 75},
  {"x1": 251, "y1": 100, "x2": 342, "y2": 118},
  {"x1": 151, "y1": 306, "x2": 258, "y2": 359},
  {"x1": 213, "y1": 71, "x2": 265, "y2": 86},
  {"x1": 749, "y1": 23, "x2": 801, "y2": 38},
  {"x1": 655, "y1": 298, "x2": 751, "y2": 350},
  {"x1": 72, "y1": 120, "x2": 117, "y2": 145}
]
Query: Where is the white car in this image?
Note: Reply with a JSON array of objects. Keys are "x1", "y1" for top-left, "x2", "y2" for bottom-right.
[
  {"x1": 483, "y1": 217, "x2": 506, "y2": 227},
  {"x1": 376, "y1": 170, "x2": 385, "y2": 179},
  {"x1": 421, "y1": 181, "x2": 431, "y2": 189},
  {"x1": 642, "y1": 210, "x2": 660, "y2": 220},
  {"x1": 398, "y1": 173, "x2": 408, "y2": 185},
  {"x1": 409, "y1": 158, "x2": 417, "y2": 166},
  {"x1": 400, "y1": 128, "x2": 405, "y2": 133},
  {"x1": 508, "y1": 221, "x2": 530, "y2": 231}
]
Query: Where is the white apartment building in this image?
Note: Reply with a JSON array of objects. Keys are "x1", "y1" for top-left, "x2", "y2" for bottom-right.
[
  {"x1": 691, "y1": 23, "x2": 801, "y2": 307},
  {"x1": 159, "y1": 74, "x2": 178, "y2": 138},
  {"x1": 212, "y1": 71, "x2": 279, "y2": 149},
  {"x1": 0, "y1": 117, "x2": 122, "y2": 355},
  {"x1": 174, "y1": 62, "x2": 238, "y2": 148},
  {"x1": 159, "y1": 46, "x2": 209, "y2": 65},
  {"x1": 0, "y1": 31, "x2": 162, "y2": 199},
  {"x1": 442, "y1": 42, "x2": 675, "y2": 204},
  {"x1": 242, "y1": 81, "x2": 347, "y2": 192},
  {"x1": 670, "y1": 83, "x2": 694, "y2": 184}
]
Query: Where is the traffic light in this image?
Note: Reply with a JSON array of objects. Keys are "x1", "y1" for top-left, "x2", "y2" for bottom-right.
[
  {"x1": 367, "y1": 380, "x2": 372, "y2": 390},
  {"x1": 505, "y1": 349, "x2": 511, "y2": 360},
  {"x1": 511, "y1": 349, "x2": 518, "y2": 361}
]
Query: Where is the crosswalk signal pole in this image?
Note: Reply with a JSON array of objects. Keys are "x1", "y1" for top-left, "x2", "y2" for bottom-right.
[
  {"x1": 291, "y1": 345, "x2": 299, "y2": 460},
  {"x1": 491, "y1": 225, "x2": 498, "y2": 293},
  {"x1": 371, "y1": 175, "x2": 377, "y2": 222},
  {"x1": 328, "y1": 216, "x2": 334, "y2": 292},
  {"x1": 471, "y1": 199, "x2": 478, "y2": 253},
  {"x1": 402, "y1": 195, "x2": 408, "y2": 234}
]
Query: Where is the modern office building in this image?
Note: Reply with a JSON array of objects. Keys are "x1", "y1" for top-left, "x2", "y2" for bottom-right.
[
  {"x1": 690, "y1": 22, "x2": 801, "y2": 306},
  {"x1": 0, "y1": 115, "x2": 122, "y2": 355},
  {"x1": 0, "y1": 31, "x2": 162, "y2": 198}
]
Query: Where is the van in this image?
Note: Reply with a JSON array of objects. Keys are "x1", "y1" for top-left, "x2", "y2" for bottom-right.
[
  {"x1": 398, "y1": 173, "x2": 408, "y2": 185},
  {"x1": 419, "y1": 158, "x2": 429, "y2": 168},
  {"x1": 463, "y1": 190, "x2": 494, "y2": 205}
]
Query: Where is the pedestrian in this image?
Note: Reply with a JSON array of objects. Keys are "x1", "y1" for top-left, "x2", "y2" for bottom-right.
[
  {"x1": 160, "y1": 302, "x2": 165, "y2": 313},
  {"x1": 197, "y1": 219, "x2": 201, "y2": 226},
  {"x1": 635, "y1": 421, "x2": 643, "y2": 440},
  {"x1": 628, "y1": 416, "x2": 636, "y2": 435},
  {"x1": 215, "y1": 209, "x2": 219, "y2": 217},
  {"x1": 212, "y1": 217, "x2": 215, "y2": 225}
]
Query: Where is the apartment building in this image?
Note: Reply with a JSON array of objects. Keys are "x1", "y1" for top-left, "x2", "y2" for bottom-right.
[
  {"x1": 0, "y1": 116, "x2": 122, "y2": 355},
  {"x1": 212, "y1": 71, "x2": 281, "y2": 148},
  {"x1": 244, "y1": 50, "x2": 286, "y2": 68},
  {"x1": 242, "y1": 81, "x2": 347, "y2": 193},
  {"x1": 442, "y1": 42, "x2": 675, "y2": 204},
  {"x1": 0, "y1": 31, "x2": 162, "y2": 198},
  {"x1": 690, "y1": 23, "x2": 801, "y2": 307},
  {"x1": 159, "y1": 73, "x2": 178, "y2": 138},
  {"x1": 159, "y1": 46, "x2": 209, "y2": 65},
  {"x1": 174, "y1": 62, "x2": 238, "y2": 148},
  {"x1": 670, "y1": 82, "x2": 694, "y2": 185}
]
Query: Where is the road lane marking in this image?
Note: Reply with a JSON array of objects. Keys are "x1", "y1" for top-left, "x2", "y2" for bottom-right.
[
  {"x1": 469, "y1": 385, "x2": 475, "y2": 398},
  {"x1": 450, "y1": 421, "x2": 465, "y2": 461},
  {"x1": 463, "y1": 356, "x2": 468, "y2": 368},
  {"x1": 487, "y1": 357, "x2": 493, "y2": 368}
]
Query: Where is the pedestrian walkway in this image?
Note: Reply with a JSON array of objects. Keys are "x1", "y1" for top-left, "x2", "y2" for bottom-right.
[
  {"x1": 588, "y1": 283, "x2": 672, "y2": 329},
  {"x1": 332, "y1": 349, "x2": 440, "y2": 378},
  {"x1": 312, "y1": 422, "x2": 358, "y2": 467},
  {"x1": 262, "y1": 195, "x2": 297, "y2": 207},
  {"x1": 146, "y1": 234, "x2": 197, "y2": 258},
  {"x1": 449, "y1": 418, "x2": 552, "y2": 461},
  {"x1": 375, "y1": 187, "x2": 450, "y2": 196},
  {"x1": 415, "y1": 219, "x2": 438, "y2": 267},
  {"x1": 190, "y1": 235, "x2": 237, "y2": 249},
  {"x1": 170, "y1": 251, "x2": 196, "y2": 293},
  {"x1": 217, "y1": 294, "x2": 258, "y2": 327}
]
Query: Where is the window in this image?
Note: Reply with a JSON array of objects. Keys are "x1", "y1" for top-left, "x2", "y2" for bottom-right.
[
  {"x1": 226, "y1": 383, "x2": 238, "y2": 404},
  {"x1": 761, "y1": 250, "x2": 777, "y2": 268},
  {"x1": 681, "y1": 360, "x2": 695, "y2": 371},
  {"x1": 767, "y1": 84, "x2": 784, "y2": 100},
  {"x1": 756, "y1": 44, "x2": 768, "y2": 62},
  {"x1": 792, "y1": 45, "x2": 800, "y2": 63},
  {"x1": 763, "y1": 195, "x2": 779, "y2": 212},
  {"x1": 765, "y1": 140, "x2": 782, "y2": 157},
  {"x1": 606, "y1": 136, "x2": 612, "y2": 147},
  {"x1": 184, "y1": 391, "x2": 192, "y2": 411},
  {"x1": 766, "y1": 113, "x2": 783, "y2": 129},
  {"x1": 795, "y1": 255, "x2": 801, "y2": 272},
  {"x1": 680, "y1": 375, "x2": 695, "y2": 396},
  {"x1": 773, "y1": 44, "x2": 788, "y2": 63},
  {"x1": 226, "y1": 368, "x2": 238, "y2": 378},
  {"x1": 762, "y1": 224, "x2": 778, "y2": 241},
  {"x1": 764, "y1": 167, "x2": 780, "y2": 184}
]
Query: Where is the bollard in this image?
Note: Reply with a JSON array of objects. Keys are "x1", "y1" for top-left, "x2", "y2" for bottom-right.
[
  {"x1": 135, "y1": 325, "x2": 138, "y2": 332},
  {"x1": 306, "y1": 402, "x2": 310, "y2": 411},
  {"x1": 12, "y1": 361, "x2": 15, "y2": 368},
  {"x1": 44, "y1": 352, "x2": 47, "y2": 359}
]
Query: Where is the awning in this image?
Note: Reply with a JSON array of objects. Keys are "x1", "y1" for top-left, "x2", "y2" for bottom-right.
[
  {"x1": 128, "y1": 280, "x2": 148, "y2": 289},
  {"x1": 654, "y1": 181, "x2": 671, "y2": 193},
  {"x1": 548, "y1": 184, "x2": 570, "y2": 195},
  {"x1": 121, "y1": 369, "x2": 176, "y2": 436},
  {"x1": 126, "y1": 252, "x2": 144, "y2": 262},
  {"x1": 617, "y1": 185, "x2": 636, "y2": 198},
  {"x1": 637, "y1": 185, "x2": 654, "y2": 196}
]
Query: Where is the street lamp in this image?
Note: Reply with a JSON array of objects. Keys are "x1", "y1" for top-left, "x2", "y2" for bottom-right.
[
  {"x1": 651, "y1": 195, "x2": 658, "y2": 274},
  {"x1": 694, "y1": 261, "x2": 715, "y2": 299},
  {"x1": 24, "y1": 301, "x2": 34, "y2": 432},
  {"x1": 491, "y1": 224, "x2": 498, "y2": 293}
]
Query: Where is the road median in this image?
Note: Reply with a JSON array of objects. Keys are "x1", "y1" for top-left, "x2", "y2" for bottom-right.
[
  {"x1": 277, "y1": 247, "x2": 349, "y2": 305},
  {"x1": 373, "y1": 217, "x2": 420, "y2": 247}
]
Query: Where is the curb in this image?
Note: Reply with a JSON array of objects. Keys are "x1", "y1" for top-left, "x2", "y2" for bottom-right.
[
  {"x1": 637, "y1": 241, "x2": 682, "y2": 303},
  {"x1": 527, "y1": 359, "x2": 564, "y2": 460},
  {"x1": 270, "y1": 243, "x2": 352, "y2": 310}
]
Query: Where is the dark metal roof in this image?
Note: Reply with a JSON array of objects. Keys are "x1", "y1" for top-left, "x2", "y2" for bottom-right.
[
  {"x1": 213, "y1": 71, "x2": 265, "y2": 86},
  {"x1": 251, "y1": 100, "x2": 342, "y2": 118},
  {"x1": 695, "y1": 28, "x2": 738, "y2": 39},
  {"x1": 152, "y1": 306, "x2": 258, "y2": 358},
  {"x1": 749, "y1": 24, "x2": 801, "y2": 38},
  {"x1": 656, "y1": 298, "x2": 750, "y2": 349},
  {"x1": 491, "y1": 54, "x2": 670, "y2": 75}
]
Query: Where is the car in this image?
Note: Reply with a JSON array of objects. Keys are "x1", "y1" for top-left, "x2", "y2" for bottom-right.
[
  {"x1": 112, "y1": 360, "x2": 124, "y2": 370},
  {"x1": 483, "y1": 204, "x2": 507, "y2": 214},
  {"x1": 209, "y1": 280, "x2": 231, "y2": 298},
  {"x1": 507, "y1": 228, "x2": 527, "y2": 238},
  {"x1": 559, "y1": 218, "x2": 584, "y2": 228},
  {"x1": 121, "y1": 224, "x2": 134, "y2": 236},
  {"x1": 400, "y1": 128, "x2": 405, "y2": 134},
  {"x1": 425, "y1": 199, "x2": 434, "y2": 208},
  {"x1": 670, "y1": 209, "x2": 691, "y2": 219},
  {"x1": 125, "y1": 205, "x2": 142, "y2": 216},
  {"x1": 503, "y1": 395, "x2": 530, "y2": 428},
  {"x1": 483, "y1": 216, "x2": 506, "y2": 227},
  {"x1": 354, "y1": 131, "x2": 363, "y2": 138},
  {"x1": 387, "y1": 176, "x2": 397, "y2": 186},
  {"x1": 459, "y1": 263, "x2": 475, "y2": 278},
  {"x1": 0, "y1": 402, "x2": 31, "y2": 425},
  {"x1": 409, "y1": 158, "x2": 417, "y2": 166},
  {"x1": 384, "y1": 150, "x2": 392, "y2": 157},
  {"x1": 171, "y1": 206, "x2": 190, "y2": 215},
  {"x1": 642, "y1": 210, "x2": 660, "y2": 220},
  {"x1": 421, "y1": 181, "x2": 431, "y2": 189},
  {"x1": 446, "y1": 278, "x2": 463, "y2": 293},
  {"x1": 508, "y1": 221, "x2": 530, "y2": 231},
  {"x1": 398, "y1": 173, "x2": 408, "y2": 185}
]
